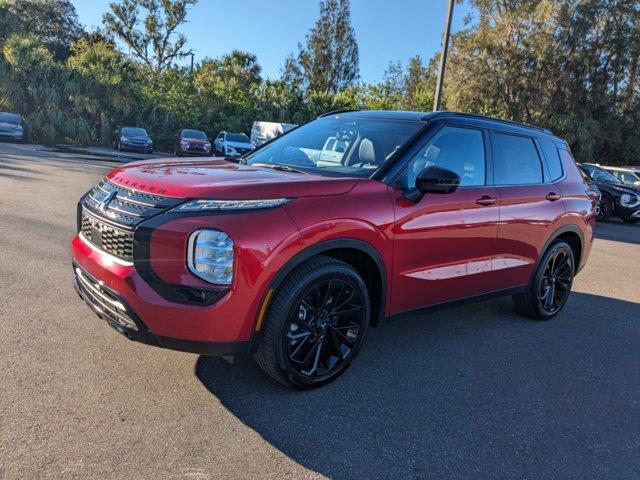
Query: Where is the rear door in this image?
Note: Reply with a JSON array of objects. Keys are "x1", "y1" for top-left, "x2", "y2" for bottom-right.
[
  {"x1": 489, "y1": 132, "x2": 566, "y2": 290},
  {"x1": 389, "y1": 124, "x2": 501, "y2": 314}
]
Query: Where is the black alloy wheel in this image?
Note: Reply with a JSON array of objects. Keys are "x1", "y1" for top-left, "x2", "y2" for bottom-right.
[
  {"x1": 537, "y1": 248, "x2": 572, "y2": 315},
  {"x1": 513, "y1": 240, "x2": 575, "y2": 320},
  {"x1": 285, "y1": 278, "x2": 365, "y2": 378},
  {"x1": 254, "y1": 256, "x2": 370, "y2": 389}
]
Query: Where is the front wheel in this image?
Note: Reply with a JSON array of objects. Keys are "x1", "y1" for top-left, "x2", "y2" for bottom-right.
[
  {"x1": 254, "y1": 256, "x2": 370, "y2": 389},
  {"x1": 512, "y1": 240, "x2": 575, "y2": 320},
  {"x1": 597, "y1": 196, "x2": 613, "y2": 221}
]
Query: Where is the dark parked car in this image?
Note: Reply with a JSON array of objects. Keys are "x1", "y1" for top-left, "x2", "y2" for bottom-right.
[
  {"x1": 175, "y1": 129, "x2": 212, "y2": 157},
  {"x1": 115, "y1": 126, "x2": 153, "y2": 153},
  {"x1": 0, "y1": 112, "x2": 26, "y2": 142},
  {"x1": 578, "y1": 163, "x2": 640, "y2": 223},
  {"x1": 72, "y1": 110, "x2": 596, "y2": 388}
]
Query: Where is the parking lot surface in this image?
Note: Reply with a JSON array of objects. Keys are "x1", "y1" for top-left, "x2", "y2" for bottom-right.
[{"x1": 1, "y1": 141, "x2": 639, "y2": 479}]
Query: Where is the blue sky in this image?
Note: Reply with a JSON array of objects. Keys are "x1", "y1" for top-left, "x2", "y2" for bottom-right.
[{"x1": 72, "y1": 0, "x2": 473, "y2": 83}]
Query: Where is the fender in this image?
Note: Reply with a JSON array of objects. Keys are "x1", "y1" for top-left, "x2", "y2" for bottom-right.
[
  {"x1": 248, "y1": 237, "x2": 388, "y2": 352},
  {"x1": 534, "y1": 224, "x2": 585, "y2": 280}
]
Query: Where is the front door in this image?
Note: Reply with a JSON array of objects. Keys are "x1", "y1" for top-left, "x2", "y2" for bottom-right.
[{"x1": 389, "y1": 125, "x2": 501, "y2": 315}]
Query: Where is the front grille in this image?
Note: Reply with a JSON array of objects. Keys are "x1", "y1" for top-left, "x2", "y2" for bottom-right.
[
  {"x1": 73, "y1": 265, "x2": 138, "y2": 331},
  {"x1": 235, "y1": 147, "x2": 252, "y2": 155},
  {"x1": 81, "y1": 210, "x2": 134, "y2": 261},
  {"x1": 79, "y1": 180, "x2": 182, "y2": 261}
]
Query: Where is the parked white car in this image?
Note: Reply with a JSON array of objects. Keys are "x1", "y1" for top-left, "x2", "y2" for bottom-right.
[
  {"x1": 250, "y1": 121, "x2": 297, "y2": 147},
  {"x1": 214, "y1": 131, "x2": 254, "y2": 158}
]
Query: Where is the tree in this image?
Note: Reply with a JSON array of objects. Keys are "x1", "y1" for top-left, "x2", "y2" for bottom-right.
[
  {"x1": 284, "y1": 0, "x2": 359, "y2": 94},
  {"x1": 0, "y1": 0, "x2": 81, "y2": 60},
  {"x1": 103, "y1": 0, "x2": 197, "y2": 75},
  {"x1": 443, "y1": 0, "x2": 640, "y2": 165}
]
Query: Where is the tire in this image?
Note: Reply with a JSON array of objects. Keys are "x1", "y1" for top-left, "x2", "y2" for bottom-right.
[
  {"x1": 254, "y1": 255, "x2": 370, "y2": 389},
  {"x1": 117, "y1": 142, "x2": 123, "y2": 152},
  {"x1": 597, "y1": 195, "x2": 613, "y2": 221},
  {"x1": 512, "y1": 240, "x2": 575, "y2": 320}
]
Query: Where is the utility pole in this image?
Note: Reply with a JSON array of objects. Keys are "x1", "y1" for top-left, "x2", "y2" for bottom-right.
[
  {"x1": 433, "y1": 0, "x2": 455, "y2": 111},
  {"x1": 190, "y1": 52, "x2": 195, "y2": 73}
]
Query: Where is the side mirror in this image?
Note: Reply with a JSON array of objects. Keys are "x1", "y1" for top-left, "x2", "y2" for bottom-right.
[{"x1": 404, "y1": 166, "x2": 460, "y2": 201}]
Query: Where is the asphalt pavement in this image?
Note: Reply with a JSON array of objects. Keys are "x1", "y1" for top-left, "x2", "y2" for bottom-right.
[{"x1": 1, "y1": 140, "x2": 639, "y2": 479}]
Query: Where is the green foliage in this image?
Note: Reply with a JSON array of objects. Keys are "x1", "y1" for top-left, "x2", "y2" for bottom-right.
[
  {"x1": 103, "y1": 0, "x2": 197, "y2": 75},
  {"x1": 284, "y1": 0, "x2": 359, "y2": 94}
]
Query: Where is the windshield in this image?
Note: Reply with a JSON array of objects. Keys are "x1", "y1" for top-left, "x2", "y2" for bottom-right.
[
  {"x1": 245, "y1": 117, "x2": 423, "y2": 177},
  {"x1": 183, "y1": 129, "x2": 207, "y2": 140},
  {"x1": 582, "y1": 165, "x2": 621, "y2": 183},
  {"x1": 227, "y1": 133, "x2": 250, "y2": 143},
  {"x1": 122, "y1": 127, "x2": 147, "y2": 137},
  {"x1": 0, "y1": 112, "x2": 21, "y2": 124}
]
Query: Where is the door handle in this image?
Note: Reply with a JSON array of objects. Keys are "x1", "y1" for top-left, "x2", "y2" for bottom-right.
[
  {"x1": 476, "y1": 195, "x2": 497, "y2": 206},
  {"x1": 545, "y1": 192, "x2": 561, "y2": 201}
]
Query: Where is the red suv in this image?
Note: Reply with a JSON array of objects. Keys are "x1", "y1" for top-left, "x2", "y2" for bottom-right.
[{"x1": 71, "y1": 111, "x2": 596, "y2": 388}]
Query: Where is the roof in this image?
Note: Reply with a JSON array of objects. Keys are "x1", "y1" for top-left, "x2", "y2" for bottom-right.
[{"x1": 321, "y1": 109, "x2": 554, "y2": 136}]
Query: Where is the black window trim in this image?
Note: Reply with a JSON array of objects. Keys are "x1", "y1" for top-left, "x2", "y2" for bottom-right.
[{"x1": 537, "y1": 138, "x2": 567, "y2": 185}]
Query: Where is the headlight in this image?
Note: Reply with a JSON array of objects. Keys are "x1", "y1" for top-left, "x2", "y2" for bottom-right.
[
  {"x1": 620, "y1": 192, "x2": 640, "y2": 208},
  {"x1": 121, "y1": 136, "x2": 130, "y2": 142},
  {"x1": 204, "y1": 142, "x2": 211, "y2": 149},
  {"x1": 225, "y1": 145, "x2": 237, "y2": 155},
  {"x1": 173, "y1": 198, "x2": 291, "y2": 212},
  {"x1": 146, "y1": 139, "x2": 152, "y2": 144},
  {"x1": 15, "y1": 125, "x2": 23, "y2": 132},
  {"x1": 181, "y1": 140, "x2": 189, "y2": 148},
  {"x1": 187, "y1": 229, "x2": 234, "y2": 285}
]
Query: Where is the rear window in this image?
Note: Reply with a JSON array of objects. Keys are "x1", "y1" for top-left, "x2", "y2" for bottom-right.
[
  {"x1": 492, "y1": 133, "x2": 543, "y2": 185},
  {"x1": 539, "y1": 139, "x2": 563, "y2": 182}
]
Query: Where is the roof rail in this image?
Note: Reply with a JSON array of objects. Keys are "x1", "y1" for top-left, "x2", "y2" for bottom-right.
[
  {"x1": 318, "y1": 109, "x2": 354, "y2": 117},
  {"x1": 424, "y1": 111, "x2": 552, "y2": 134}
]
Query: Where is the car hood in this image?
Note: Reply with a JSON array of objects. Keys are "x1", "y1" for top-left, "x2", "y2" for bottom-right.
[
  {"x1": 182, "y1": 138, "x2": 208, "y2": 144},
  {"x1": 106, "y1": 158, "x2": 358, "y2": 199}
]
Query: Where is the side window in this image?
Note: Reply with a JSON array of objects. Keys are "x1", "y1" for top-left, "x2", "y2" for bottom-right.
[
  {"x1": 539, "y1": 139, "x2": 563, "y2": 182},
  {"x1": 403, "y1": 126, "x2": 486, "y2": 188},
  {"x1": 492, "y1": 133, "x2": 543, "y2": 185}
]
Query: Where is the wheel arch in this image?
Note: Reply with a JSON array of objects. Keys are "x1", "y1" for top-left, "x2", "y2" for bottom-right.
[
  {"x1": 249, "y1": 238, "x2": 388, "y2": 352},
  {"x1": 538, "y1": 224, "x2": 584, "y2": 276}
]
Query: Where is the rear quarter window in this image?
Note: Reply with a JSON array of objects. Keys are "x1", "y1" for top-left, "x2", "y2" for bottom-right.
[{"x1": 539, "y1": 139, "x2": 564, "y2": 182}]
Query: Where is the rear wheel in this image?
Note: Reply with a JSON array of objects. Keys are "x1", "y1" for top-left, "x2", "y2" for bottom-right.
[
  {"x1": 254, "y1": 256, "x2": 369, "y2": 389},
  {"x1": 512, "y1": 240, "x2": 574, "y2": 320}
]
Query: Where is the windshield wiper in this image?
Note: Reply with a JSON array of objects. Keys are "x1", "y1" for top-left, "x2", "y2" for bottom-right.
[{"x1": 251, "y1": 163, "x2": 307, "y2": 174}]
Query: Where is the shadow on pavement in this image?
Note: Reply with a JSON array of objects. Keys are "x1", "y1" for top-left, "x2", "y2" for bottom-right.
[
  {"x1": 196, "y1": 292, "x2": 640, "y2": 479},
  {"x1": 595, "y1": 220, "x2": 640, "y2": 245}
]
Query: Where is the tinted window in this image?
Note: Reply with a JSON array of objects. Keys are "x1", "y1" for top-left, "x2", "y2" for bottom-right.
[
  {"x1": 492, "y1": 133, "x2": 542, "y2": 185},
  {"x1": 227, "y1": 133, "x2": 250, "y2": 143},
  {"x1": 581, "y1": 164, "x2": 621, "y2": 183},
  {"x1": 402, "y1": 126, "x2": 486, "y2": 188},
  {"x1": 246, "y1": 117, "x2": 423, "y2": 178},
  {"x1": 539, "y1": 139, "x2": 563, "y2": 181},
  {"x1": 122, "y1": 127, "x2": 147, "y2": 137},
  {"x1": 182, "y1": 129, "x2": 206, "y2": 140}
]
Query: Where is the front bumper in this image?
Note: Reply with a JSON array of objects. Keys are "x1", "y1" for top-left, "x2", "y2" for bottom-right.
[
  {"x1": 72, "y1": 260, "x2": 249, "y2": 355},
  {"x1": 0, "y1": 131, "x2": 23, "y2": 140},
  {"x1": 121, "y1": 141, "x2": 152, "y2": 151}
]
